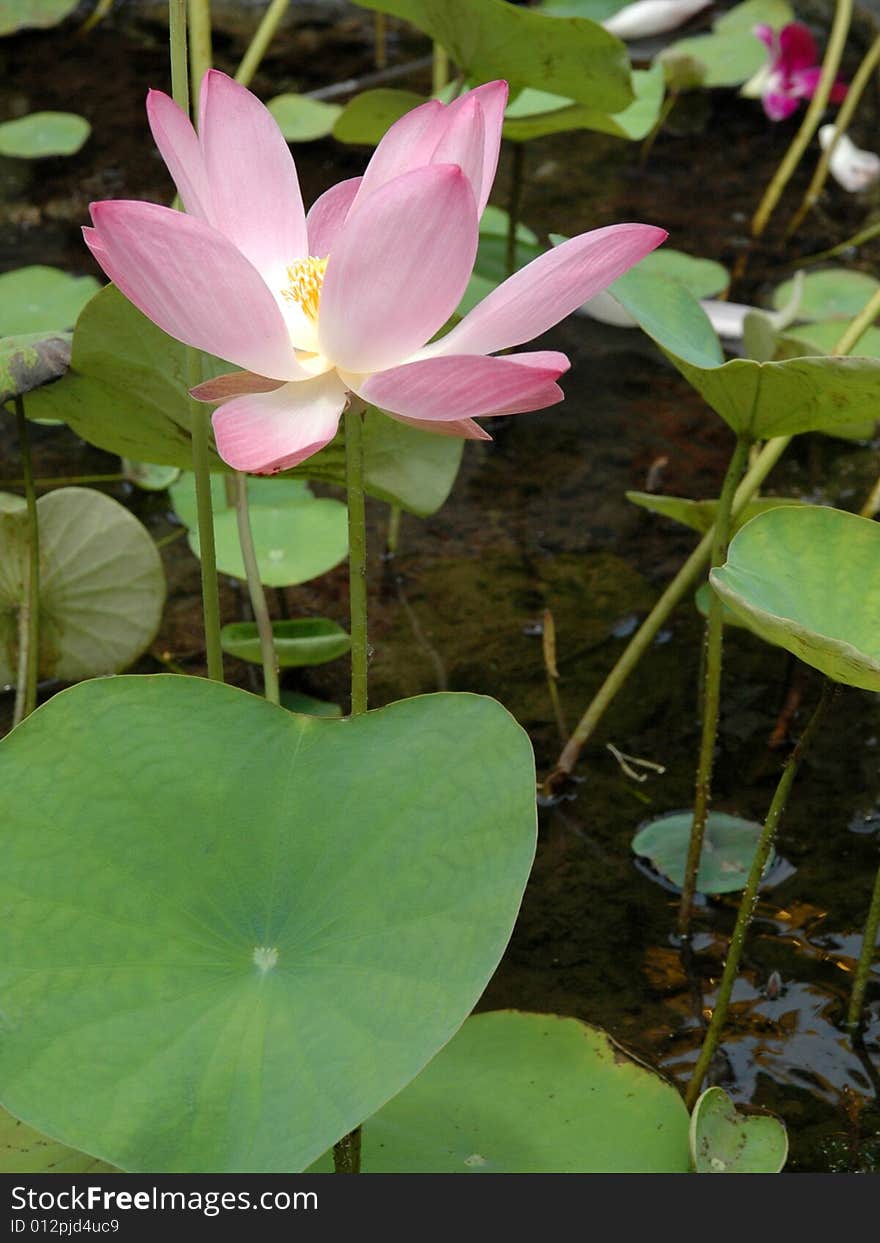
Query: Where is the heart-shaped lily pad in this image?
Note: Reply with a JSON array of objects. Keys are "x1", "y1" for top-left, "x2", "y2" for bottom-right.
[
  {"x1": 0, "y1": 675, "x2": 537, "y2": 1172},
  {"x1": 0, "y1": 487, "x2": 165, "y2": 685},
  {"x1": 772, "y1": 269, "x2": 880, "y2": 323},
  {"x1": 0, "y1": 267, "x2": 99, "y2": 335},
  {"x1": 690, "y1": 1087, "x2": 788, "y2": 1172},
  {"x1": 221, "y1": 618, "x2": 351, "y2": 667},
  {"x1": 0, "y1": 1107, "x2": 116, "y2": 1175},
  {"x1": 0, "y1": 112, "x2": 90, "y2": 158},
  {"x1": 710, "y1": 506, "x2": 880, "y2": 690},
  {"x1": 632, "y1": 811, "x2": 770, "y2": 894},
  {"x1": 309, "y1": 1011, "x2": 690, "y2": 1172}
]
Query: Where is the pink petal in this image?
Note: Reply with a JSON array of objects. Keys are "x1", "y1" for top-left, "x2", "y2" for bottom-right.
[
  {"x1": 357, "y1": 351, "x2": 569, "y2": 421},
  {"x1": 753, "y1": 23, "x2": 776, "y2": 53},
  {"x1": 306, "y1": 177, "x2": 363, "y2": 255},
  {"x1": 778, "y1": 22, "x2": 819, "y2": 74},
  {"x1": 430, "y1": 96, "x2": 486, "y2": 220},
  {"x1": 444, "y1": 81, "x2": 508, "y2": 216},
  {"x1": 198, "y1": 70, "x2": 308, "y2": 281},
  {"x1": 146, "y1": 89, "x2": 211, "y2": 220},
  {"x1": 763, "y1": 90, "x2": 800, "y2": 121},
  {"x1": 355, "y1": 99, "x2": 446, "y2": 206},
  {"x1": 86, "y1": 200, "x2": 304, "y2": 381},
  {"x1": 428, "y1": 223, "x2": 667, "y2": 358},
  {"x1": 789, "y1": 66, "x2": 824, "y2": 98},
  {"x1": 830, "y1": 78, "x2": 848, "y2": 103},
  {"x1": 212, "y1": 373, "x2": 348, "y2": 474},
  {"x1": 190, "y1": 371, "x2": 285, "y2": 401},
  {"x1": 391, "y1": 414, "x2": 492, "y2": 440},
  {"x1": 319, "y1": 164, "x2": 478, "y2": 374}
]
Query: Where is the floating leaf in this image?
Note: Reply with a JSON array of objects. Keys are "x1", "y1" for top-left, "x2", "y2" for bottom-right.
[
  {"x1": 772, "y1": 269, "x2": 880, "y2": 323},
  {"x1": 333, "y1": 89, "x2": 425, "y2": 145},
  {"x1": 0, "y1": 267, "x2": 99, "y2": 335},
  {"x1": 221, "y1": 619, "x2": 351, "y2": 667},
  {"x1": 501, "y1": 65, "x2": 665, "y2": 142},
  {"x1": 280, "y1": 690, "x2": 343, "y2": 718},
  {"x1": 309, "y1": 1011, "x2": 690, "y2": 1172},
  {"x1": 778, "y1": 318, "x2": 880, "y2": 358},
  {"x1": 690, "y1": 1088, "x2": 788, "y2": 1173},
  {"x1": 24, "y1": 285, "x2": 464, "y2": 517},
  {"x1": 267, "y1": 94, "x2": 342, "y2": 141},
  {"x1": 169, "y1": 473, "x2": 311, "y2": 530},
  {"x1": 537, "y1": 1, "x2": 627, "y2": 18},
  {"x1": 0, "y1": 1108, "x2": 115, "y2": 1174},
  {"x1": 0, "y1": 676, "x2": 537, "y2": 1172},
  {"x1": 0, "y1": 488, "x2": 165, "y2": 686},
  {"x1": 608, "y1": 263, "x2": 724, "y2": 367},
  {"x1": 661, "y1": 0, "x2": 793, "y2": 88},
  {"x1": 0, "y1": 332, "x2": 70, "y2": 404},
  {"x1": 711, "y1": 506, "x2": 880, "y2": 691},
  {"x1": 0, "y1": 112, "x2": 90, "y2": 158},
  {"x1": 626, "y1": 492, "x2": 802, "y2": 536},
  {"x1": 352, "y1": 0, "x2": 632, "y2": 110},
  {"x1": 632, "y1": 811, "x2": 770, "y2": 894},
  {"x1": 122, "y1": 460, "x2": 180, "y2": 491}
]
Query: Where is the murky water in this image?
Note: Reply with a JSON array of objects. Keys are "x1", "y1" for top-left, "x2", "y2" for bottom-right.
[{"x1": 3, "y1": 4, "x2": 879, "y2": 1171}]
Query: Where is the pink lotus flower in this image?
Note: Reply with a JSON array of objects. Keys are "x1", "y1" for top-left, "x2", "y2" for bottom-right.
[
  {"x1": 84, "y1": 72, "x2": 666, "y2": 474},
  {"x1": 750, "y1": 22, "x2": 847, "y2": 122}
]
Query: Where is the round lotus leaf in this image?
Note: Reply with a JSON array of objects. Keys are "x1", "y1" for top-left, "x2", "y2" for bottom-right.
[
  {"x1": 122, "y1": 460, "x2": 180, "y2": 491},
  {"x1": 0, "y1": 0, "x2": 79, "y2": 35},
  {"x1": 694, "y1": 582, "x2": 750, "y2": 630},
  {"x1": 194, "y1": 498, "x2": 348, "y2": 588},
  {"x1": 0, "y1": 676, "x2": 537, "y2": 1172},
  {"x1": 778, "y1": 318, "x2": 880, "y2": 359},
  {"x1": 169, "y1": 472, "x2": 312, "y2": 530},
  {"x1": 0, "y1": 112, "x2": 90, "y2": 158},
  {"x1": 221, "y1": 618, "x2": 351, "y2": 668},
  {"x1": 626, "y1": 491, "x2": 801, "y2": 536},
  {"x1": 690, "y1": 1087, "x2": 788, "y2": 1173},
  {"x1": 772, "y1": 269, "x2": 880, "y2": 323},
  {"x1": 0, "y1": 487, "x2": 165, "y2": 685},
  {"x1": 632, "y1": 811, "x2": 770, "y2": 894},
  {"x1": 710, "y1": 506, "x2": 880, "y2": 690},
  {"x1": 280, "y1": 690, "x2": 342, "y2": 718},
  {"x1": 0, "y1": 1107, "x2": 116, "y2": 1175},
  {"x1": 308, "y1": 1011, "x2": 690, "y2": 1172},
  {"x1": 267, "y1": 93, "x2": 342, "y2": 141},
  {"x1": 0, "y1": 267, "x2": 98, "y2": 336}
]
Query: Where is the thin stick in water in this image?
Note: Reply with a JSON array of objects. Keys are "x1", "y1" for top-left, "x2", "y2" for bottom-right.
[
  {"x1": 12, "y1": 395, "x2": 39, "y2": 726},
  {"x1": 233, "y1": 473, "x2": 279, "y2": 705}
]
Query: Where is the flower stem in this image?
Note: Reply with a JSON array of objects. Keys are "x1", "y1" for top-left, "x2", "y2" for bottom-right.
[
  {"x1": 751, "y1": 0, "x2": 853, "y2": 239},
  {"x1": 786, "y1": 32, "x2": 880, "y2": 239},
  {"x1": 373, "y1": 11, "x2": 388, "y2": 70},
  {"x1": 432, "y1": 44, "x2": 449, "y2": 94},
  {"x1": 234, "y1": 473, "x2": 279, "y2": 705},
  {"x1": 169, "y1": 0, "x2": 189, "y2": 109},
  {"x1": 685, "y1": 680, "x2": 836, "y2": 1109},
  {"x1": 234, "y1": 0, "x2": 290, "y2": 87},
  {"x1": 677, "y1": 435, "x2": 751, "y2": 937},
  {"x1": 547, "y1": 435, "x2": 791, "y2": 788},
  {"x1": 12, "y1": 396, "x2": 39, "y2": 727},
  {"x1": 386, "y1": 503, "x2": 401, "y2": 557},
  {"x1": 832, "y1": 285, "x2": 880, "y2": 356},
  {"x1": 187, "y1": 0, "x2": 213, "y2": 95},
  {"x1": 345, "y1": 402, "x2": 369, "y2": 719},
  {"x1": 847, "y1": 857, "x2": 880, "y2": 1031}
]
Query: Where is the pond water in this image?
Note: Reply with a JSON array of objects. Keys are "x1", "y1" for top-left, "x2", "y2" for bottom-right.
[{"x1": 2, "y1": 2, "x2": 879, "y2": 1172}]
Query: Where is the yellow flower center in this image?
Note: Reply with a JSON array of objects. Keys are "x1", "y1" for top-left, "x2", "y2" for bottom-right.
[{"x1": 282, "y1": 256, "x2": 328, "y2": 322}]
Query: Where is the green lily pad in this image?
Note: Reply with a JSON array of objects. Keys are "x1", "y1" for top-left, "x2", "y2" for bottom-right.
[
  {"x1": 610, "y1": 264, "x2": 724, "y2": 367},
  {"x1": 0, "y1": 267, "x2": 100, "y2": 335},
  {"x1": 690, "y1": 1087, "x2": 788, "y2": 1173},
  {"x1": 280, "y1": 690, "x2": 343, "y2": 718},
  {"x1": 0, "y1": 487, "x2": 165, "y2": 685},
  {"x1": 0, "y1": 0, "x2": 78, "y2": 35},
  {"x1": 694, "y1": 581, "x2": 751, "y2": 630},
  {"x1": 710, "y1": 506, "x2": 880, "y2": 691},
  {"x1": 0, "y1": 675, "x2": 537, "y2": 1172},
  {"x1": 772, "y1": 270, "x2": 880, "y2": 323},
  {"x1": 333, "y1": 89, "x2": 426, "y2": 146},
  {"x1": 632, "y1": 811, "x2": 770, "y2": 894},
  {"x1": 661, "y1": 0, "x2": 793, "y2": 89},
  {"x1": 626, "y1": 492, "x2": 802, "y2": 536},
  {"x1": 221, "y1": 618, "x2": 351, "y2": 667},
  {"x1": 267, "y1": 94, "x2": 342, "y2": 141},
  {"x1": 0, "y1": 332, "x2": 70, "y2": 404},
  {"x1": 501, "y1": 65, "x2": 665, "y2": 143},
  {"x1": 0, "y1": 1107, "x2": 116, "y2": 1174},
  {"x1": 24, "y1": 285, "x2": 464, "y2": 517},
  {"x1": 309, "y1": 1011, "x2": 690, "y2": 1172},
  {"x1": 122, "y1": 460, "x2": 180, "y2": 491},
  {"x1": 778, "y1": 319, "x2": 880, "y2": 359},
  {"x1": 639, "y1": 250, "x2": 728, "y2": 300},
  {"x1": 478, "y1": 206, "x2": 538, "y2": 244},
  {"x1": 170, "y1": 473, "x2": 348, "y2": 587},
  {"x1": 536, "y1": 1, "x2": 627, "y2": 18},
  {"x1": 352, "y1": 0, "x2": 632, "y2": 110},
  {"x1": 0, "y1": 112, "x2": 90, "y2": 158}
]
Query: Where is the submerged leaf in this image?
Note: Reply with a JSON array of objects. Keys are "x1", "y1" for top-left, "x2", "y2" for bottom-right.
[
  {"x1": 690, "y1": 1087, "x2": 788, "y2": 1173},
  {"x1": 0, "y1": 266, "x2": 99, "y2": 335},
  {"x1": 633, "y1": 811, "x2": 770, "y2": 894},
  {"x1": 0, "y1": 111, "x2": 90, "y2": 158},
  {"x1": 221, "y1": 618, "x2": 351, "y2": 667}
]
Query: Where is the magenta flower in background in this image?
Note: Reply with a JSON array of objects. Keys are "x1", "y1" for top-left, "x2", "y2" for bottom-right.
[
  {"x1": 84, "y1": 72, "x2": 666, "y2": 474},
  {"x1": 750, "y1": 22, "x2": 847, "y2": 122}
]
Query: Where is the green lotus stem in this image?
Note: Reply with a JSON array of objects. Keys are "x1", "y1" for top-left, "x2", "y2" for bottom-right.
[
  {"x1": 374, "y1": 11, "x2": 388, "y2": 70},
  {"x1": 832, "y1": 285, "x2": 880, "y2": 355},
  {"x1": 847, "y1": 857, "x2": 880, "y2": 1030},
  {"x1": 12, "y1": 396, "x2": 39, "y2": 727},
  {"x1": 751, "y1": 0, "x2": 853, "y2": 239},
  {"x1": 233, "y1": 473, "x2": 279, "y2": 705},
  {"x1": 0, "y1": 473, "x2": 125, "y2": 487},
  {"x1": 859, "y1": 471, "x2": 880, "y2": 519},
  {"x1": 678, "y1": 435, "x2": 751, "y2": 937},
  {"x1": 187, "y1": 0, "x2": 212, "y2": 95},
  {"x1": 506, "y1": 142, "x2": 525, "y2": 279},
  {"x1": 786, "y1": 32, "x2": 880, "y2": 238},
  {"x1": 432, "y1": 43, "x2": 449, "y2": 93},
  {"x1": 235, "y1": 0, "x2": 290, "y2": 87},
  {"x1": 685, "y1": 680, "x2": 836, "y2": 1108},
  {"x1": 798, "y1": 218, "x2": 880, "y2": 265},
  {"x1": 344, "y1": 402, "x2": 369, "y2": 719},
  {"x1": 169, "y1": 0, "x2": 189, "y2": 111},
  {"x1": 386, "y1": 503, "x2": 402, "y2": 556},
  {"x1": 333, "y1": 1128, "x2": 362, "y2": 1175},
  {"x1": 549, "y1": 435, "x2": 791, "y2": 785}
]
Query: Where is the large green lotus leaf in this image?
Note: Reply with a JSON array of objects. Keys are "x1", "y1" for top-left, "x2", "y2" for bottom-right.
[
  {"x1": 772, "y1": 269, "x2": 880, "y2": 323},
  {"x1": 0, "y1": 488, "x2": 165, "y2": 685},
  {"x1": 333, "y1": 89, "x2": 425, "y2": 145},
  {"x1": 221, "y1": 619, "x2": 351, "y2": 667},
  {"x1": 537, "y1": 1, "x2": 627, "y2": 18},
  {"x1": 23, "y1": 285, "x2": 463, "y2": 516},
  {"x1": 280, "y1": 690, "x2": 343, "y2": 718},
  {"x1": 626, "y1": 492, "x2": 802, "y2": 536},
  {"x1": 0, "y1": 0, "x2": 78, "y2": 34},
  {"x1": 0, "y1": 267, "x2": 100, "y2": 335},
  {"x1": 0, "y1": 1108, "x2": 116, "y2": 1175},
  {"x1": 632, "y1": 811, "x2": 770, "y2": 894},
  {"x1": 352, "y1": 0, "x2": 632, "y2": 110},
  {"x1": 501, "y1": 65, "x2": 665, "y2": 142},
  {"x1": 710, "y1": 506, "x2": 880, "y2": 691},
  {"x1": 690, "y1": 1088, "x2": 788, "y2": 1173},
  {"x1": 266, "y1": 94, "x2": 342, "y2": 141},
  {"x1": 310, "y1": 1011, "x2": 689, "y2": 1172},
  {"x1": 0, "y1": 112, "x2": 90, "y2": 158},
  {"x1": 0, "y1": 332, "x2": 70, "y2": 404},
  {"x1": 0, "y1": 676, "x2": 537, "y2": 1172},
  {"x1": 661, "y1": 0, "x2": 792, "y2": 88}
]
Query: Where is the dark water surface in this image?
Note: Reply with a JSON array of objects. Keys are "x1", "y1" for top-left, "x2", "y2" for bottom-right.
[{"x1": 2, "y1": 4, "x2": 880, "y2": 1171}]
